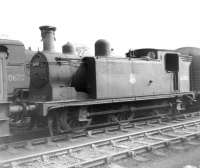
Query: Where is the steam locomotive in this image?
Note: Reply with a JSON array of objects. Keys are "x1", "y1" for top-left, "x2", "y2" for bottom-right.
[{"x1": 0, "y1": 26, "x2": 198, "y2": 138}]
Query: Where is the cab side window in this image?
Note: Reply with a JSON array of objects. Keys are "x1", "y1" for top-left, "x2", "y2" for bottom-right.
[{"x1": 165, "y1": 53, "x2": 179, "y2": 72}]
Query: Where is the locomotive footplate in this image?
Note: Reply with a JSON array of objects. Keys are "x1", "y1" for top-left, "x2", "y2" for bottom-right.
[{"x1": 34, "y1": 92, "x2": 194, "y2": 116}]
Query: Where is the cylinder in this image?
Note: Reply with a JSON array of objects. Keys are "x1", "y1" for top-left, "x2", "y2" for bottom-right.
[
  {"x1": 62, "y1": 42, "x2": 75, "y2": 54},
  {"x1": 95, "y1": 39, "x2": 110, "y2": 57},
  {"x1": 39, "y1": 25, "x2": 56, "y2": 52}
]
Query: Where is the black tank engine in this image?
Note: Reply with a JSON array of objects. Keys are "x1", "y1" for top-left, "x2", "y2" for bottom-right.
[{"x1": 0, "y1": 25, "x2": 198, "y2": 137}]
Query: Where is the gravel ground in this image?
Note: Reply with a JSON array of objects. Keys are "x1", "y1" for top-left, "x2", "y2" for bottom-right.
[{"x1": 113, "y1": 140, "x2": 200, "y2": 168}]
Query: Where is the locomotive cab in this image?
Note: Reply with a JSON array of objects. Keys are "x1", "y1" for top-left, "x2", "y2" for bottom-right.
[
  {"x1": 163, "y1": 50, "x2": 191, "y2": 93},
  {"x1": 165, "y1": 53, "x2": 179, "y2": 91}
]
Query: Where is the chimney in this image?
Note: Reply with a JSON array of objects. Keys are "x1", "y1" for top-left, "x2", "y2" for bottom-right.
[{"x1": 39, "y1": 25, "x2": 56, "y2": 52}]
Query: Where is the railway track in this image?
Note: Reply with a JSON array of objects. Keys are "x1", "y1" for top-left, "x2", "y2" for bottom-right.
[
  {"x1": 1, "y1": 114, "x2": 167, "y2": 150},
  {"x1": 1, "y1": 112, "x2": 200, "y2": 168}
]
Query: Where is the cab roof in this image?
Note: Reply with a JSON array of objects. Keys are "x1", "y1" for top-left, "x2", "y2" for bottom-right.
[{"x1": 0, "y1": 39, "x2": 24, "y2": 46}]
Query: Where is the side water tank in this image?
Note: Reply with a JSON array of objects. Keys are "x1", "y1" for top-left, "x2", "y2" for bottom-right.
[
  {"x1": 95, "y1": 39, "x2": 110, "y2": 57},
  {"x1": 62, "y1": 42, "x2": 75, "y2": 54}
]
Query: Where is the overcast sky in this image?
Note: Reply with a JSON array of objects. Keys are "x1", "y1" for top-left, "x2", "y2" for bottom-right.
[{"x1": 0, "y1": 0, "x2": 200, "y2": 56}]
